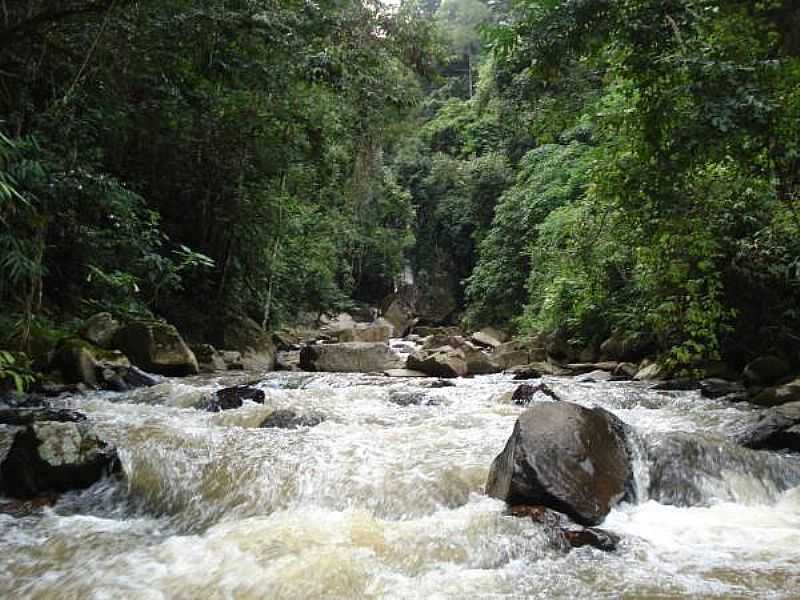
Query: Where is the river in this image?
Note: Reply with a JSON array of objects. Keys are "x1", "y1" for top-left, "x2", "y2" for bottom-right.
[{"x1": 2, "y1": 369, "x2": 800, "y2": 599}]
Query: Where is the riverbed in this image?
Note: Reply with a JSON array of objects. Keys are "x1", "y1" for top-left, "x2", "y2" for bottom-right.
[{"x1": 2, "y1": 371, "x2": 799, "y2": 599}]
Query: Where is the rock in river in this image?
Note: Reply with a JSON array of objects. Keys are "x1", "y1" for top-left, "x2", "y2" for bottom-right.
[
  {"x1": 0, "y1": 408, "x2": 120, "y2": 498},
  {"x1": 486, "y1": 401, "x2": 633, "y2": 526},
  {"x1": 206, "y1": 385, "x2": 266, "y2": 412}
]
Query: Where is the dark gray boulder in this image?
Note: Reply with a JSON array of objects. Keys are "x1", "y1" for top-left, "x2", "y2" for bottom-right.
[
  {"x1": 743, "y1": 356, "x2": 791, "y2": 386},
  {"x1": 206, "y1": 385, "x2": 266, "y2": 412},
  {"x1": 646, "y1": 432, "x2": 800, "y2": 505},
  {"x1": 486, "y1": 402, "x2": 633, "y2": 526}
]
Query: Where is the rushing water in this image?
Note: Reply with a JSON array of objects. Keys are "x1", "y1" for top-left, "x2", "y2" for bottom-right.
[{"x1": 2, "y1": 369, "x2": 800, "y2": 599}]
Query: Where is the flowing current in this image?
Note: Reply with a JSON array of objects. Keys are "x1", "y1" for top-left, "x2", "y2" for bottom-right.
[{"x1": 3, "y1": 367, "x2": 800, "y2": 599}]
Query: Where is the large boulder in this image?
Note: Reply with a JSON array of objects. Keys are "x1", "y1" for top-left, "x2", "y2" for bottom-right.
[
  {"x1": 213, "y1": 316, "x2": 276, "y2": 371},
  {"x1": 78, "y1": 312, "x2": 121, "y2": 349},
  {"x1": 337, "y1": 318, "x2": 394, "y2": 343},
  {"x1": 735, "y1": 401, "x2": 800, "y2": 452},
  {"x1": 743, "y1": 355, "x2": 791, "y2": 386},
  {"x1": 51, "y1": 337, "x2": 154, "y2": 391},
  {"x1": 486, "y1": 402, "x2": 633, "y2": 526},
  {"x1": 751, "y1": 378, "x2": 800, "y2": 407},
  {"x1": 647, "y1": 432, "x2": 800, "y2": 505},
  {"x1": 114, "y1": 320, "x2": 199, "y2": 376},
  {"x1": 406, "y1": 347, "x2": 468, "y2": 378},
  {"x1": 300, "y1": 342, "x2": 399, "y2": 373},
  {"x1": 381, "y1": 286, "x2": 419, "y2": 337},
  {"x1": 462, "y1": 345, "x2": 502, "y2": 376},
  {"x1": 0, "y1": 408, "x2": 121, "y2": 498}
]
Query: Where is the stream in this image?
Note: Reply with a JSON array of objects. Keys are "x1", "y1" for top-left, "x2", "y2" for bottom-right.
[{"x1": 2, "y1": 368, "x2": 800, "y2": 599}]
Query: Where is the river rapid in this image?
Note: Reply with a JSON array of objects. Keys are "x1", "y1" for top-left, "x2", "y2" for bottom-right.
[{"x1": 2, "y1": 369, "x2": 800, "y2": 599}]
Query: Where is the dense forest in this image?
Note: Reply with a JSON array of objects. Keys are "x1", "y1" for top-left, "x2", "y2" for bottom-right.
[{"x1": 1, "y1": 0, "x2": 799, "y2": 386}]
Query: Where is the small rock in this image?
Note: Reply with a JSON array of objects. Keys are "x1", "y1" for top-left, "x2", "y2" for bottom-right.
[
  {"x1": 206, "y1": 385, "x2": 265, "y2": 412},
  {"x1": 260, "y1": 409, "x2": 325, "y2": 429},
  {"x1": 511, "y1": 383, "x2": 561, "y2": 405},
  {"x1": 388, "y1": 391, "x2": 441, "y2": 407}
]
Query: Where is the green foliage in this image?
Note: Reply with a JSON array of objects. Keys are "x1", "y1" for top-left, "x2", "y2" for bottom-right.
[{"x1": 0, "y1": 350, "x2": 35, "y2": 394}]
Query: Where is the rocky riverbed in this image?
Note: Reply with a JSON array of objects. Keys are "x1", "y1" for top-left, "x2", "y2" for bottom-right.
[{"x1": 2, "y1": 368, "x2": 800, "y2": 599}]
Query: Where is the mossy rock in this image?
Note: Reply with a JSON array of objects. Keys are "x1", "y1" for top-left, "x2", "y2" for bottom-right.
[{"x1": 114, "y1": 320, "x2": 198, "y2": 377}]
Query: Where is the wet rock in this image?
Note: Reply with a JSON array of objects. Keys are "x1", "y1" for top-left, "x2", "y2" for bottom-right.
[
  {"x1": 52, "y1": 337, "x2": 135, "y2": 390},
  {"x1": 700, "y1": 378, "x2": 746, "y2": 399},
  {"x1": 407, "y1": 347, "x2": 468, "y2": 378},
  {"x1": 300, "y1": 342, "x2": 399, "y2": 373},
  {"x1": 0, "y1": 407, "x2": 85, "y2": 426},
  {"x1": 206, "y1": 385, "x2": 265, "y2": 412},
  {"x1": 191, "y1": 344, "x2": 227, "y2": 373},
  {"x1": 562, "y1": 525, "x2": 620, "y2": 552},
  {"x1": 0, "y1": 410, "x2": 120, "y2": 499},
  {"x1": 415, "y1": 378, "x2": 456, "y2": 388},
  {"x1": 114, "y1": 320, "x2": 199, "y2": 376},
  {"x1": 486, "y1": 402, "x2": 633, "y2": 526},
  {"x1": 511, "y1": 383, "x2": 561, "y2": 406},
  {"x1": 751, "y1": 378, "x2": 800, "y2": 407},
  {"x1": 646, "y1": 432, "x2": 800, "y2": 505},
  {"x1": 78, "y1": 312, "x2": 121, "y2": 348},
  {"x1": 650, "y1": 379, "x2": 701, "y2": 392},
  {"x1": 507, "y1": 364, "x2": 543, "y2": 380},
  {"x1": 509, "y1": 505, "x2": 620, "y2": 552},
  {"x1": 383, "y1": 369, "x2": 427, "y2": 378},
  {"x1": 613, "y1": 362, "x2": 639, "y2": 379},
  {"x1": 388, "y1": 391, "x2": 441, "y2": 407},
  {"x1": 576, "y1": 370, "x2": 615, "y2": 383},
  {"x1": 260, "y1": 409, "x2": 325, "y2": 429},
  {"x1": 123, "y1": 366, "x2": 159, "y2": 388},
  {"x1": 735, "y1": 402, "x2": 800, "y2": 452},
  {"x1": 743, "y1": 356, "x2": 790, "y2": 386}
]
